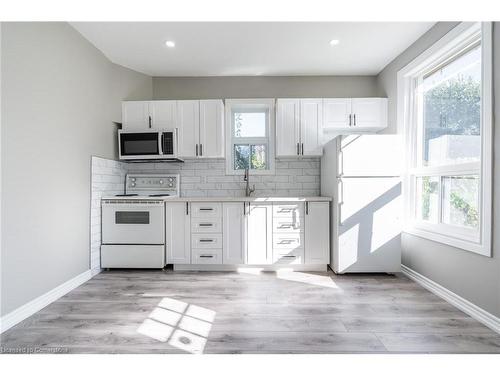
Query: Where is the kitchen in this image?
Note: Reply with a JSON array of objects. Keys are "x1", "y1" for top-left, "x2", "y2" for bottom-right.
[{"x1": 1, "y1": 13, "x2": 500, "y2": 365}]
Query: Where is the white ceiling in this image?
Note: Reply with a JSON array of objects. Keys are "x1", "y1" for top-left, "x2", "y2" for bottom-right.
[{"x1": 71, "y1": 22, "x2": 435, "y2": 77}]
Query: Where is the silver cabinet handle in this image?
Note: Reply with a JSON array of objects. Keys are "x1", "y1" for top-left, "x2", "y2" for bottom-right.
[
  {"x1": 279, "y1": 239, "x2": 295, "y2": 244},
  {"x1": 278, "y1": 224, "x2": 293, "y2": 228},
  {"x1": 148, "y1": 116, "x2": 152, "y2": 128},
  {"x1": 199, "y1": 223, "x2": 213, "y2": 227},
  {"x1": 353, "y1": 114, "x2": 356, "y2": 126},
  {"x1": 199, "y1": 239, "x2": 214, "y2": 242},
  {"x1": 199, "y1": 208, "x2": 214, "y2": 211},
  {"x1": 278, "y1": 208, "x2": 293, "y2": 213},
  {"x1": 306, "y1": 201, "x2": 309, "y2": 215},
  {"x1": 301, "y1": 143, "x2": 304, "y2": 155},
  {"x1": 186, "y1": 202, "x2": 189, "y2": 215},
  {"x1": 199, "y1": 144, "x2": 203, "y2": 156},
  {"x1": 195, "y1": 144, "x2": 199, "y2": 156},
  {"x1": 349, "y1": 114, "x2": 352, "y2": 126},
  {"x1": 296, "y1": 142, "x2": 300, "y2": 155},
  {"x1": 199, "y1": 255, "x2": 214, "y2": 258},
  {"x1": 282, "y1": 255, "x2": 297, "y2": 258}
]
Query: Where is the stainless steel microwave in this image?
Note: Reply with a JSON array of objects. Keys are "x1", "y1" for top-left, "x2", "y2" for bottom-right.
[{"x1": 118, "y1": 129, "x2": 182, "y2": 161}]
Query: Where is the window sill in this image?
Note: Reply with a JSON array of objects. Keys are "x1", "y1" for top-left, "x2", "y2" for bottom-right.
[
  {"x1": 225, "y1": 168, "x2": 276, "y2": 176},
  {"x1": 403, "y1": 226, "x2": 490, "y2": 257}
]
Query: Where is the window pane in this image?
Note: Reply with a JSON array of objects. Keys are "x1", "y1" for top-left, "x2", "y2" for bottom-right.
[
  {"x1": 416, "y1": 176, "x2": 439, "y2": 223},
  {"x1": 233, "y1": 112, "x2": 266, "y2": 137},
  {"x1": 442, "y1": 175, "x2": 479, "y2": 229},
  {"x1": 251, "y1": 145, "x2": 267, "y2": 170},
  {"x1": 422, "y1": 45, "x2": 481, "y2": 167},
  {"x1": 234, "y1": 144, "x2": 250, "y2": 170}
]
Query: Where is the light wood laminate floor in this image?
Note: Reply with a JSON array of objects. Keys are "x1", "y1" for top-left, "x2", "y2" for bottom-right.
[{"x1": 1, "y1": 269, "x2": 499, "y2": 354}]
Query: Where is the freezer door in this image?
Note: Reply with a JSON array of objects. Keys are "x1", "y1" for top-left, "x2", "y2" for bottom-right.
[{"x1": 335, "y1": 177, "x2": 401, "y2": 273}]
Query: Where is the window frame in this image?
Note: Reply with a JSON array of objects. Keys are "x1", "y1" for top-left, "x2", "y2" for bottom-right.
[
  {"x1": 397, "y1": 22, "x2": 492, "y2": 257},
  {"x1": 225, "y1": 99, "x2": 276, "y2": 175}
]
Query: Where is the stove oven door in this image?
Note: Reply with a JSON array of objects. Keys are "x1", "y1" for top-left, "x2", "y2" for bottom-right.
[{"x1": 102, "y1": 200, "x2": 165, "y2": 245}]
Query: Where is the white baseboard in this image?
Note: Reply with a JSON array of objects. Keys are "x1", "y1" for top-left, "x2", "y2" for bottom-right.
[
  {"x1": 401, "y1": 264, "x2": 500, "y2": 334},
  {"x1": 173, "y1": 264, "x2": 327, "y2": 272},
  {"x1": 0, "y1": 270, "x2": 92, "y2": 334}
]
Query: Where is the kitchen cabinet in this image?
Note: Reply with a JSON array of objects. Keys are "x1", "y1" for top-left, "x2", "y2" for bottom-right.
[
  {"x1": 122, "y1": 101, "x2": 150, "y2": 130},
  {"x1": 247, "y1": 203, "x2": 273, "y2": 264},
  {"x1": 323, "y1": 98, "x2": 388, "y2": 134},
  {"x1": 165, "y1": 202, "x2": 191, "y2": 264},
  {"x1": 304, "y1": 201, "x2": 330, "y2": 264},
  {"x1": 199, "y1": 100, "x2": 224, "y2": 158},
  {"x1": 222, "y1": 202, "x2": 246, "y2": 264},
  {"x1": 177, "y1": 100, "x2": 200, "y2": 158},
  {"x1": 122, "y1": 101, "x2": 176, "y2": 130},
  {"x1": 276, "y1": 98, "x2": 323, "y2": 157},
  {"x1": 177, "y1": 100, "x2": 224, "y2": 158}
]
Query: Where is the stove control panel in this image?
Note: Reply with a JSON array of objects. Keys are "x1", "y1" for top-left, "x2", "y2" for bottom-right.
[{"x1": 125, "y1": 174, "x2": 180, "y2": 195}]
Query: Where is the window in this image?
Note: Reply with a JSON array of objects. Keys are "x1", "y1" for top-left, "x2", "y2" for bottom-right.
[
  {"x1": 398, "y1": 22, "x2": 492, "y2": 256},
  {"x1": 225, "y1": 99, "x2": 275, "y2": 175}
]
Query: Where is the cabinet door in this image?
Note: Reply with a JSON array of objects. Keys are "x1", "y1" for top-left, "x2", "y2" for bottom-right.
[
  {"x1": 300, "y1": 99, "x2": 323, "y2": 156},
  {"x1": 166, "y1": 202, "x2": 191, "y2": 264},
  {"x1": 247, "y1": 203, "x2": 272, "y2": 265},
  {"x1": 199, "y1": 100, "x2": 224, "y2": 158},
  {"x1": 122, "y1": 101, "x2": 150, "y2": 130},
  {"x1": 305, "y1": 201, "x2": 330, "y2": 264},
  {"x1": 150, "y1": 100, "x2": 177, "y2": 129},
  {"x1": 177, "y1": 100, "x2": 200, "y2": 158},
  {"x1": 323, "y1": 99, "x2": 351, "y2": 130},
  {"x1": 276, "y1": 99, "x2": 300, "y2": 157},
  {"x1": 223, "y1": 203, "x2": 246, "y2": 264},
  {"x1": 351, "y1": 98, "x2": 388, "y2": 129}
]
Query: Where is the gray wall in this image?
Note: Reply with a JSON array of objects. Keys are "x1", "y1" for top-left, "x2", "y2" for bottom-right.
[
  {"x1": 376, "y1": 22, "x2": 500, "y2": 318},
  {"x1": 153, "y1": 76, "x2": 381, "y2": 99},
  {"x1": 1, "y1": 22, "x2": 152, "y2": 316}
]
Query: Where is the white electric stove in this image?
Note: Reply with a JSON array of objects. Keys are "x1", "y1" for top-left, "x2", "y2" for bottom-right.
[{"x1": 100, "y1": 174, "x2": 179, "y2": 269}]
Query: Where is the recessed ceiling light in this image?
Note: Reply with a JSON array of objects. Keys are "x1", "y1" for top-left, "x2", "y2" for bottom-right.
[
  {"x1": 165, "y1": 40, "x2": 175, "y2": 48},
  {"x1": 329, "y1": 39, "x2": 340, "y2": 46}
]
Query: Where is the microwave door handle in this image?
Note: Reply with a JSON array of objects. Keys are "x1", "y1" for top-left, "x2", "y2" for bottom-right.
[{"x1": 160, "y1": 133, "x2": 164, "y2": 155}]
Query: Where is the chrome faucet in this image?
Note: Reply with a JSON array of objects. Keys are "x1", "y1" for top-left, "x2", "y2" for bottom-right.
[{"x1": 244, "y1": 168, "x2": 255, "y2": 197}]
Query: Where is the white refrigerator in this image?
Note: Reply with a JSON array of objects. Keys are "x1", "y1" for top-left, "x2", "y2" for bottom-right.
[{"x1": 321, "y1": 134, "x2": 402, "y2": 273}]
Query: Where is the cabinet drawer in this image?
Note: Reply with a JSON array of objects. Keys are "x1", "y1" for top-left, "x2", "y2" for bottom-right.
[
  {"x1": 191, "y1": 202, "x2": 222, "y2": 218},
  {"x1": 191, "y1": 233, "x2": 222, "y2": 249},
  {"x1": 191, "y1": 248, "x2": 222, "y2": 264},
  {"x1": 273, "y1": 233, "x2": 304, "y2": 250},
  {"x1": 273, "y1": 217, "x2": 303, "y2": 233},
  {"x1": 273, "y1": 203, "x2": 304, "y2": 218},
  {"x1": 273, "y1": 248, "x2": 304, "y2": 264},
  {"x1": 191, "y1": 218, "x2": 222, "y2": 233}
]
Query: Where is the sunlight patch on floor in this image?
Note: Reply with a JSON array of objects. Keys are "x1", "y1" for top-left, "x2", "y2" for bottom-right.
[
  {"x1": 276, "y1": 270, "x2": 340, "y2": 289},
  {"x1": 137, "y1": 297, "x2": 216, "y2": 354}
]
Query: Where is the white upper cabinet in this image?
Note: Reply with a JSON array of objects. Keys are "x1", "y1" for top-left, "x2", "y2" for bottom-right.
[
  {"x1": 199, "y1": 100, "x2": 224, "y2": 158},
  {"x1": 350, "y1": 98, "x2": 387, "y2": 129},
  {"x1": 122, "y1": 100, "x2": 224, "y2": 159},
  {"x1": 177, "y1": 99, "x2": 224, "y2": 159},
  {"x1": 323, "y1": 99, "x2": 352, "y2": 130},
  {"x1": 222, "y1": 202, "x2": 246, "y2": 264},
  {"x1": 304, "y1": 201, "x2": 330, "y2": 264},
  {"x1": 300, "y1": 99, "x2": 323, "y2": 156},
  {"x1": 276, "y1": 99, "x2": 301, "y2": 157},
  {"x1": 323, "y1": 98, "x2": 388, "y2": 137},
  {"x1": 276, "y1": 98, "x2": 323, "y2": 157},
  {"x1": 149, "y1": 100, "x2": 177, "y2": 129},
  {"x1": 122, "y1": 101, "x2": 150, "y2": 130},
  {"x1": 177, "y1": 100, "x2": 200, "y2": 158}
]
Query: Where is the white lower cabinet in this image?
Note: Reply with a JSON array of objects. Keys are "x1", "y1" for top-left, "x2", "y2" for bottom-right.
[
  {"x1": 222, "y1": 202, "x2": 246, "y2": 264},
  {"x1": 305, "y1": 201, "x2": 330, "y2": 264},
  {"x1": 166, "y1": 200, "x2": 330, "y2": 267},
  {"x1": 166, "y1": 202, "x2": 191, "y2": 264},
  {"x1": 247, "y1": 203, "x2": 273, "y2": 265}
]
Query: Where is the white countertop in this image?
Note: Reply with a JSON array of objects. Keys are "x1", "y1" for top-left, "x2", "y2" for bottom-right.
[{"x1": 102, "y1": 195, "x2": 332, "y2": 202}]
